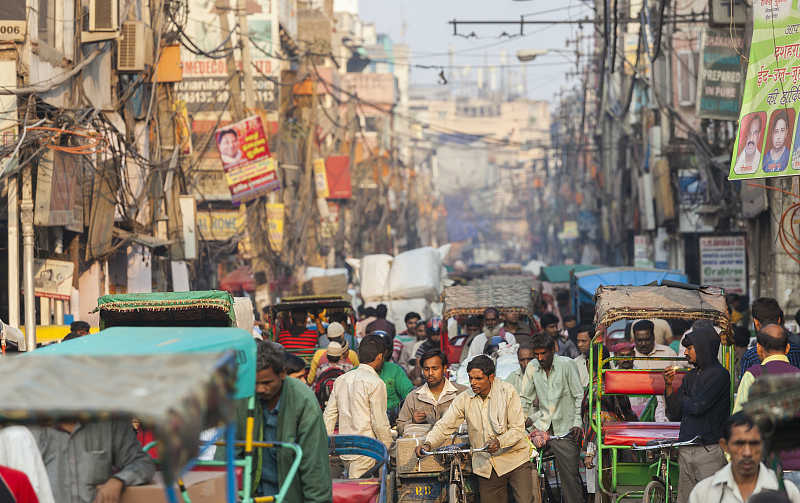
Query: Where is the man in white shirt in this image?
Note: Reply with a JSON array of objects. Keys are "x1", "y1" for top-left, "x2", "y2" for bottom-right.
[
  {"x1": 688, "y1": 412, "x2": 800, "y2": 503},
  {"x1": 733, "y1": 114, "x2": 763, "y2": 175},
  {"x1": 466, "y1": 308, "x2": 516, "y2": 359},
  {"x1": 632, "y1": 320, "x2": 679, "y2": 422},
  {"x1": 323, "y1": 334, "x2": 393, "y2": 478},
  {"x1": 573, "y1": 325, "x2": 592, "y2": 388}
]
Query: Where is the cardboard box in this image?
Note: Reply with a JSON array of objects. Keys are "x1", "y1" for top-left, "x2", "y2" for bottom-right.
[
  {"x1": 119, "y1": 471, "x2": 227, "y2": 503},
  {"x1": 303, "y1": 274, "x2": 348, "y2": 296},
  {"x1": 396, "y1": 435, "x2": 470, "y2": 475}
]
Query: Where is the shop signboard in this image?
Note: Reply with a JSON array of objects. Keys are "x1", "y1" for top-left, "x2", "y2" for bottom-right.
[
  {"x1": 33, "y1": 259, "x2": 74, "y2": 300},
  {"x1": 634, "y1": 235, "x2": 653, "y2": 268},
  {"x1": 266, "y1": 202, "x2": 284, "y2": 252},
  {"x1": 696, "y1": 27, "x2": 745, "y2": 121},
  {"x1": 699, "y1": 236, "x2": 747, "y2": 294}
]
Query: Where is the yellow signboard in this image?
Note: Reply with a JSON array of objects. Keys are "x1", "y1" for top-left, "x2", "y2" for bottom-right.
[
  {"x1": 313, "y1": 158, "x2": 330, "y2": 198},
  {"x1": 266, "y1": 202, "x2": 284, "y2": 252},
  {"x1": 196, "y1": 210, "x2": 241, "y2": 240}
]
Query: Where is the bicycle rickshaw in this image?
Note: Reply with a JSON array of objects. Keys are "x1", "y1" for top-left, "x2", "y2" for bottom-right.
[
  {"x1": 440, "y1": 283, "x2": 541, "y2": 367},
  {"x1": 268, "y1": 295, "x2": 356, "y2": 363},
  {"x1": 0, "y1": 324, "x2": 289, "y2": 503},
  {"x1": 588, "y1": 284, "x2": 733, "y2": 503}
]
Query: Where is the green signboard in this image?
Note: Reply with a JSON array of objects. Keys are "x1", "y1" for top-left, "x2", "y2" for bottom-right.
[
  {"x1": 730, "y1": 0, "x2": 800, "y2": 179},
  {"x1": 696, "y1": 27, "x2": 745, "y2": 121}
]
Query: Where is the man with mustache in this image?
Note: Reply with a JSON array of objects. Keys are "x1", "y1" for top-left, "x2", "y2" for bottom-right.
[
  {"x1": 687, "y1": 412, "x2": 800, "y2": 503},
  {"x1": 466, "y1": 308, "x2": 517, "y2": 359},
  {"x1": 734, "y1": 114, "x2": 763, "y2": 175},
  {"x1": 762, "y1": 110, "x2": 791, "y2": 173}
]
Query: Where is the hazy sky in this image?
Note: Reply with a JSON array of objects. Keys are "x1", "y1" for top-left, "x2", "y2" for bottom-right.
[{"x1": 358, "y1": 0, "x2": 595, "y2": 104}]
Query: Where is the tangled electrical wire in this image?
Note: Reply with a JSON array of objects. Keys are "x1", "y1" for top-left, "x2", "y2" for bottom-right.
[{"x1": 747, "y1": 183, "x2": 800, "y2": 265}]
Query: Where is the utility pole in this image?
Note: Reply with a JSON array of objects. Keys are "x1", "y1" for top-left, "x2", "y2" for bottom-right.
[
  {"x1": 20, "y1": 164, "x2": 36, "y2": 350},
  {"x1": 217, "y1": 0, "x2": 245, "y2": 121},
  {"x1": 7, "y1": 176, "x2": 19, "y2": 328},
  {"x1": 235, "y1": 0, "x2": 256, "y2": 111}
]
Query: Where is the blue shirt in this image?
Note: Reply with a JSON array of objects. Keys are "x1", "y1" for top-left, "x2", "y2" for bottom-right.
[
  {"x1": 739, "y1": 340, "x2": 800, "y2": 380},
  {"x1": 257, "y1": 394, "x2": 282, "y2": 497}
]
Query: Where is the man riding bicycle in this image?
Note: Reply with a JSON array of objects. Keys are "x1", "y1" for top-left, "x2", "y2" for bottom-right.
[{"x1": 414, "y1": 355, "x2": 533, "y2": 502}]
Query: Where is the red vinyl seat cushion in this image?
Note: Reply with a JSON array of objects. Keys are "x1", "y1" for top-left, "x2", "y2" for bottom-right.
[
  {"x1": 603, "y1": 370, "x2": 686, "y2": 395},
  {"x1": 601, "y1": 422, "x2": 681, "y2": 446},
  {"x1": 333, "y1": 479, "x2": 381, "y2": 503}
]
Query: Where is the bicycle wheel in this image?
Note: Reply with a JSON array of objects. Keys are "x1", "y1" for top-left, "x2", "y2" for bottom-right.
[
  {"x1": 643, "y1": 480, "x2": 667, "y2": 503},
  {"x1": 449, "y1": 482, "x2": 462, "y2": 503}
]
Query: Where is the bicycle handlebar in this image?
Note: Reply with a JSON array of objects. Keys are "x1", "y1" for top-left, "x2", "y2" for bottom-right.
[
  {"x1": 630, "y1": 435, "x2": 703, "y2": 451},
  {"x1": 419, "y1": 445, "x2": 490, "y2": 457}
]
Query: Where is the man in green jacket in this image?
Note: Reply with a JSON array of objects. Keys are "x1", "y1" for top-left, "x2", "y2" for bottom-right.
[
  {"x1": 217, "y1": 341, "x2": 332, "y2": 502},
  {"x1": 377, "y1": 332, "x2": 414, "y2": 418}
]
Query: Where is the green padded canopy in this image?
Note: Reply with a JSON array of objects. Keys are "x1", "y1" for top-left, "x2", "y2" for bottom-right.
[
  {"x1": 94, "y1": 291, "x2": 237, "y2": 328},
  {"x1": 539, "y1": 264, "x2": 601, "y2": 283}
]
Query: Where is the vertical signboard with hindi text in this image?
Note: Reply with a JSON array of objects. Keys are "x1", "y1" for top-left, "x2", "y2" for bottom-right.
[
  {"x1": 699, "y1": 236, "x2": 747, "y2": 294},
  {"x1": 215, "y1": 115, "x2": 280, "y2": 204},
  {"x1": 730, "y1": 0, "x2": 800, "y2": 179}
]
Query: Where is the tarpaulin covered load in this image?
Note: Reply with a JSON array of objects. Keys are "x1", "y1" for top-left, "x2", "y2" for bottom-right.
[
  {"x1": 34, "y1": 327, "x2": 256, "y2": 399},
  {"x1": 594, "y1": 285, "x2": 731, "y2": 341},
  {"x1": 0, "y1": 351, "x2": 237, "y2": 486},
  {"x1": 354, "y1": 246, "x2": 452, "y2": 304},
  {"x1": 442, "y1": 283, "x2": 537, "y2": 321},
  {"x1": 94, "y1": 291, "x2": 236, "y2": 328}
]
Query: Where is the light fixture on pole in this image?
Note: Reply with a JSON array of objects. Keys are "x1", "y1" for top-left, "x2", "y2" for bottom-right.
[{"x1": 517, "y1": 49, "x2": 548, "y2": 62}]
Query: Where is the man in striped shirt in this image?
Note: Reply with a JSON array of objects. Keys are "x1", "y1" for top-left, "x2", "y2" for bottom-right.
[{"x1": 277, "y1": 308, "x2": 323, "y2": 351}]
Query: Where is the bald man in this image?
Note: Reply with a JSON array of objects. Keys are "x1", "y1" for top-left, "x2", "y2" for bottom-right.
[{"x1": 734, "y1": 324, "x2": 794, "y2": 413}]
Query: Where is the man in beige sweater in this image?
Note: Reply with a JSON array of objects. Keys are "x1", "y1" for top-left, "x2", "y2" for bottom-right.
[{"x1": 415, "y1": 355, "x2": 532, "y2": 502}]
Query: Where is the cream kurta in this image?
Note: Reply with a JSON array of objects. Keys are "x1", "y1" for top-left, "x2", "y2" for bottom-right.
[
  {"x1": 422, "y1": 380, "x2": 529, "y2": 478},
  {"x1": 323, "y1": 364, "x2": 393, "y2": 462}
]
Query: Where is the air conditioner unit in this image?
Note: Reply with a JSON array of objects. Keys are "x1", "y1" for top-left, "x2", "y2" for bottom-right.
[
  {"x1": 89, "y1": 0, "x2": 118, "y2": 32},
  {"x1": 117, "y1": 21, "x2": 153, "y2": 72}
]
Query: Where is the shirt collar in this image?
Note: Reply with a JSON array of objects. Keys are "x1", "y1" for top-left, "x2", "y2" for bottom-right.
[
  {"x1": 418, "y1": 379, "x2": 458, "y2": 399},
  {"x1": 762, "y1": 354, "x2": 790, "y2": 364},
  {"x1": 261, "y1": 393, "x2": 282, "y2": 415},
  {"x1": 712, "y1": 463, "x2": 779, "y2": 494},
  {"x1": 359, "y1": 363, "x2": 381, "y2": 377},
  {"x1": 635, "y1": 343, "x2": 669, "y2": 357}
]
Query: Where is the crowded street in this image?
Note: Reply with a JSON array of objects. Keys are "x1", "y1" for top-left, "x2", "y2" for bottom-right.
[{"x1": 1, "y1": 0, "x2": 800, "y2": 502}]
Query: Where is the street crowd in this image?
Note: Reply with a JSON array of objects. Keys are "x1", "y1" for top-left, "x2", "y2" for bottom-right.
[{"x1": 2, "y1": 296, "x2": 800, "y2": 503}]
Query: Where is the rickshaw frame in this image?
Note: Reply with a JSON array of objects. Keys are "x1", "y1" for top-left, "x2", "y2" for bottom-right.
[
  {"x1": 588, "y1": 283, "x2": 734, "y2": 503},
  {"x1": 268, "y1": 295, "x2": 356, "y2": 362}
]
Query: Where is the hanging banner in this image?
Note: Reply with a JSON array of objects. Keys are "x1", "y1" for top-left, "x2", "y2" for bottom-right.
[
  {"x1": 695, "y1": 27, "x2": 745, "y2": 121},
  {"x1": 730, "y1": 2, "x2": 800, "y2": 179},
  {"x1": 699, "y1": 236, "x2": 747, "y2": 294},
  {"x1": 215, "y1": 115, "x2": 280, "y2": 204},
  {"x1": 313, "y1": 158, "x2": 330, "y2": 198},
  {"x1": 266, "y1": 202, "x2": 284, "y2": 252}
]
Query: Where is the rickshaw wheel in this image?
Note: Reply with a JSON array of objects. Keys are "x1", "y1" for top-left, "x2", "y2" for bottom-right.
[
  {"x1": 643, "y1": 480, "x2": 667, "y2": 503},
  {"x1": 448, "y1": 482, "x2": 462, "y2": 503}
]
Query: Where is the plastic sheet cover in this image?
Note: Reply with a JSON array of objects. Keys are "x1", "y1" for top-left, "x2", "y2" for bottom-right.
[
  {"x1": 33, "y1": 327, "x2": 256, "y2": 399},
  {"x1": 0, "y1": 352, "x2": 236, "y2": 484}
]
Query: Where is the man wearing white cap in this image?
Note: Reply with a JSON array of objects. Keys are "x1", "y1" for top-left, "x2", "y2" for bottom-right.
[{"x1": 307, "y1": 322, "x2": 359, "y2": 384}]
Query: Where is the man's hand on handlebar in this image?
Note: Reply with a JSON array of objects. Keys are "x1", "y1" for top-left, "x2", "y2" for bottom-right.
[
  {"x1": 568, "y1": 427, "x2": 583, "y2": 445},
  {"x1": 412, "y1": 411, "x2": 428, "y2": 424},
  {"x1": 414, "y1": 444, "x2": 431, "y2": 458},
  {"x1": 525, "y1": 418, "x2": 534, "y2": 429},
  {"x1": 483, "y1": 439, "x2": 500, "y2": 453}
]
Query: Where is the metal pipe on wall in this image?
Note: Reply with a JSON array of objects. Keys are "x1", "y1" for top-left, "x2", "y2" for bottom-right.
[
  {"x1": 7, "y1": 176, "x2": 20, "y2": 328},
  {"x1": 21, "y1": 164, "x2": 36, "y2": 350}
]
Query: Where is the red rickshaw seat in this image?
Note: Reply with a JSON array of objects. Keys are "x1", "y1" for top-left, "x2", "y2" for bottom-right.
[
  {"x1": 601, "y1": 422, "x2": 681, "y2": 446},
  {"x1": 603, "y1": 369, "x2": 686, "y2": 395},
  {"x1": 333, "y1": 479, "x2": 381, "y2": 503}
]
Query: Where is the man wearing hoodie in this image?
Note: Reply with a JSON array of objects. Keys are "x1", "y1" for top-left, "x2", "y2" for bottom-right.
[{"x1": 663, "y1": 326, "x2": 731, "y2": 503}]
